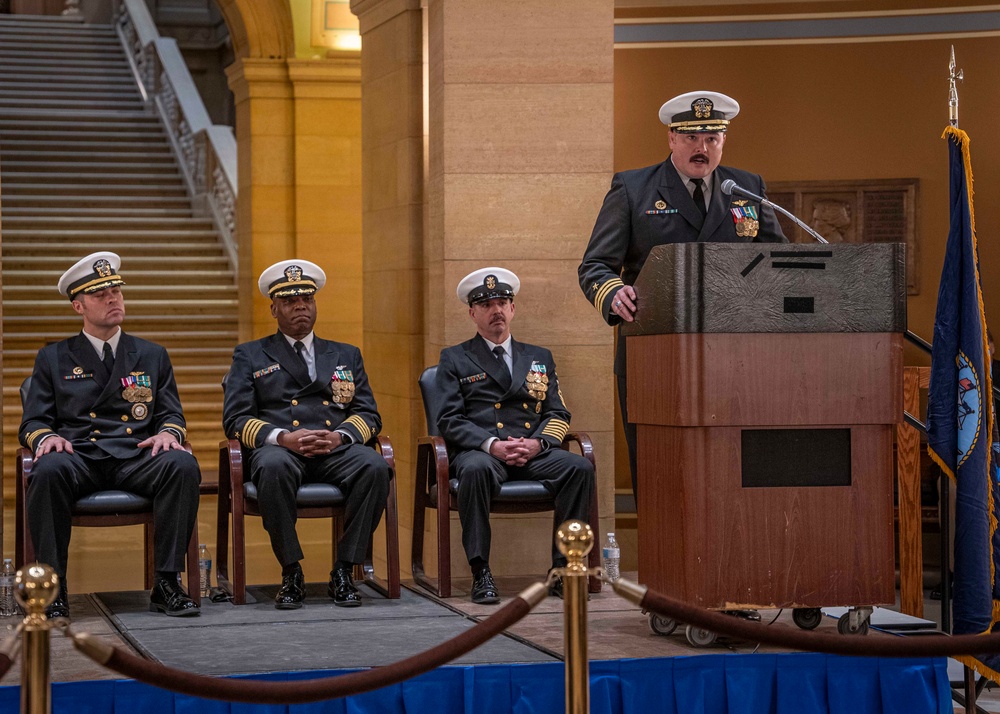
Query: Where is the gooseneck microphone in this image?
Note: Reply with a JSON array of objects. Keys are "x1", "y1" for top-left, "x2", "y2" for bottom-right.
[{"x1": 720, "y1": 179, "x2": 829, "y2": 244}]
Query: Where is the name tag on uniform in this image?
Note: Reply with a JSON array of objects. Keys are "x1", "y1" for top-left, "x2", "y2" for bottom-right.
[
  {"x1": 253, "y1": 364, "x2": 281, "y2": 379},
  {"x1": 460, "y1": 372, "x2": 487, "y2": 385}
]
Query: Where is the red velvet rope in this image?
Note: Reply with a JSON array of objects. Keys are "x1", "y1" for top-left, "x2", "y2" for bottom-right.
[
  {"x1": 639, "y1": 587, "x2": 1000, "y2": 657},
  {"x1": 79, "y1": 595, "x2": 533, "y2": 704}
]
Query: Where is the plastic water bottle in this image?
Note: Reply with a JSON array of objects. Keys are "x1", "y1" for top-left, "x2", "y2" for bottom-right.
[
  {"x1": 198, "y1": 544, "x2": 212, "y2": 598},
  {"x1": 602, "y1": 533, "x2": 621, "y2": 582},
  {"x1": 0, "y1": 559, "x2": 16, "y2": 617}
]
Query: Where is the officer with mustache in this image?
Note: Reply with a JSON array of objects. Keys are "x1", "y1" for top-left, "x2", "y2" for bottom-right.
[
  {"x1": 435, "y1": 268, "x2": 595, "y2": 604},
  {"x1": 578, "y1": 90, "x2": 786, "y2": 501}
]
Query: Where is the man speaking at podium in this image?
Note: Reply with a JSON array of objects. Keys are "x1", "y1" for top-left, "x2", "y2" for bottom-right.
[{"x1": 578, "y1": 90, "x2": 787, "y2": 500}]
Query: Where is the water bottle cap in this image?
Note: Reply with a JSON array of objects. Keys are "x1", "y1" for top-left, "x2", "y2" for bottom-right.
[
  {"x1": 608, "y1": 532, "x2": 615, "y2": 537},
  {"x1": 199, "y1": 544, "x2": 206, "y2": 548},
  {"x1": 2, "y1": 559, "x2": 10, "y2": 564}
]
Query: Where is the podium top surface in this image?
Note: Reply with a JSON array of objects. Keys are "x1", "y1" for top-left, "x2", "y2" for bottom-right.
[{"x1": 619, "y1": 242, "x2": 906, "y2": 336}]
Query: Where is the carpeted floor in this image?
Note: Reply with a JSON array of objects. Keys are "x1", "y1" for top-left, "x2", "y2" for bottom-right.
[{"x1": 92, "y1": 581, "x2": 557, "y2": 675}]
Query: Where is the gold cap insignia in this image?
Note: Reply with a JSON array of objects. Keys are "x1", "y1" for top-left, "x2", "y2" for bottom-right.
[
  {"x1": 692, "y1": 98, "x2": 714, "y2": 119},
  {"x1": 485, "y1": 275, "x2": 497, "y2": 290},
  {"x1": 93, "y1": 259, "x2": 113, "y2": 278},
  {"x1": 284, "y1": 265, "x2": 303, "y2": 282}
]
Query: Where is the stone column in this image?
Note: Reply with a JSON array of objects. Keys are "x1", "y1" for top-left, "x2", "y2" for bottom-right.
[
  {"x1": 354, "y1": 0, "x2": 615, "y2": 579},
  {"x1": 351, "y1": 0, "x2": 425, "y2": 557},
  {"x1": 226, "y1": 58, "x2": 297, "y2": 341},
  {"x1": 288, "y1": 57, "x2": 364, "y2": 347}
]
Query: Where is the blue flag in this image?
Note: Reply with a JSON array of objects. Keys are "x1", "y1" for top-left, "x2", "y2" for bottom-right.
[{"x1": 927, "y1": 126, "x2": 998, "y2": 679}]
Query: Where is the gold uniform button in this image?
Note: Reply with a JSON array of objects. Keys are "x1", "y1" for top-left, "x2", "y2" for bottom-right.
[
  {"x1": 326, "y1": 420, "x2": 332, "y2": 426},
  {"x1": 121, "y1": 415, "x2": 128, "y2": 422},
  {"x1": 494, "y1": 403, "x2": 502, "y2": 409},
  {"x1": 497, "y1": 422, "x2": 504, "y2": 429},
  {"x1": 291, "y1": 399, "x2": 298, "y2": 406},
  {"x1": 292, "y1": 420, "x2": 300, "y2": 427},
  {"x1": 93, "y1": 430, "x2": 101, "y2": 434},
  {"x1": 323, "y1": 401, "x2": 329, "y2": 406},
  {"x1": 126, "y1": 428, "x2": 132, "y2": 435},
  {"x1": 90, "y1": 438, "x2": 97, "y2": 442},
  {"x1": 524, "y1": 422, "x2": 531, "y2": 428},
  {"x1": 522, "y1": 403, "x2": 528, "y2": 409},
  {"x1": 89, "y1": 412, "x2": 96, "y2": 418}
]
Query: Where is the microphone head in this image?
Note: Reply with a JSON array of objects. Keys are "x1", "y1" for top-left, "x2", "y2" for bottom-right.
[{"x1": 720, "y1": 179, "x2": 736, "y2": 196}]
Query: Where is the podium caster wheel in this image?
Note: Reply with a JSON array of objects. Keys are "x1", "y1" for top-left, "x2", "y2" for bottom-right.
[
  {"x1": 648, "y1": 614, "x2": 678, "y2": 636},
  {"x1": 685, "y1": 624, "x2": 717, "y2": 647},
  {"x1": 837, "y1": 612, "x2": 869, "y2": 635},
  {"x1": 792, "y1": 608, "x2": 822, "y2": 630}
]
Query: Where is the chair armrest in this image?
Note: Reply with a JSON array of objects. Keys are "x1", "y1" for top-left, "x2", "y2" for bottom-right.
[
  {"x1": 415, "y1": 436, "x2": 450, "y2": 500},
  {"x1": 17, "y1": 447, "x2": 33, "y2": 481},
  {"x1": 563, "y1": 432, "x2": 595, "y2": 467},
  {"x1": 221, "y1": 438, "x2": 245, "y2": 488},
  {"x1": 375, "y1": 435, "x2": 396, "y2": 473}
]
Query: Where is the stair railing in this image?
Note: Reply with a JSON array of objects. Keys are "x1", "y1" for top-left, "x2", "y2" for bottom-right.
[{"x1": 115, "y1": 0, "x2": 238, "y2": 272}]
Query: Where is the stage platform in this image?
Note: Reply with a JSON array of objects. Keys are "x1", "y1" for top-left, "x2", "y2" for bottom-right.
[{"x1": 0, "y1": 573, "x2": 972, "y2": 712}]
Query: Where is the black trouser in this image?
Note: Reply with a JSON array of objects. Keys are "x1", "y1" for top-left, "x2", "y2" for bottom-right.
[
  {"x1": 248, "y1": 443, "x2": 391, "y2": 568},
  {"x1": 27, "y1": 448, "x2": 201, "y2": 582},
  {"x1": 451, "y1": 447, "x2": 595, "y2": 565}
]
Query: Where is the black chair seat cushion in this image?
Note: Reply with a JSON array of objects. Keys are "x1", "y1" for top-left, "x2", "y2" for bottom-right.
[
  {"x1": 244, "y1": 482, "x2": 346, "y2": 508},
  {"x1": 429, "y1": 478, "x2": 554, "y2": 504},
  {"x1": 73, "y1": 490, "x2": 152, "y2": 516}
]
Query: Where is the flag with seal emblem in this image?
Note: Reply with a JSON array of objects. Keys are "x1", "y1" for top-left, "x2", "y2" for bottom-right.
[{"x1": 927, "y1": 125, "x2": 998, "y2": 679}]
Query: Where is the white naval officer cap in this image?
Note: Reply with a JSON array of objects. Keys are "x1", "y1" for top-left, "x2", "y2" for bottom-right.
[
  {"x1": 57, "y1": 251, "x2": 126, "y2": 300},
  {"x1": 659, "y1": 90, "x2": 740, "y2": 133},
  {"x1": 456, "y1": 267, "x2": 520, "y2": 306},
  {"x1": 258, "y1": 259, "x2": 327, "y2": 299}
]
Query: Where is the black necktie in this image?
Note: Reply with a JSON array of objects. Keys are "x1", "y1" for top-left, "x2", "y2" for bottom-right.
[
  {"x1": 492, "y1": 345, "x2": 512, "y2": 385},
  {"x1": 691, "y1": 178, "x2": 708, "y2": 218},
  {"x1": 102, "y1": 342, "x2": 115, "y2": 375},
  {"x1": 293, "y1": 340, "x2": 309, "y2": 372}
]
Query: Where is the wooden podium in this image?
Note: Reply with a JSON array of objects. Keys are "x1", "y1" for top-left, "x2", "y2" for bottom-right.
[{"x1": 621, "y1": 243, "x2": 905, "y2": 610}]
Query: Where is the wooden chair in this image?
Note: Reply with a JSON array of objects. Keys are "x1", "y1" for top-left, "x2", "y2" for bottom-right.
[
  {"x1": 14, "y1": 378, "x2": 201, "y2": 604},
  {"x1": 215, "y1": 436, "x2": 401, "y2": 604},
  {"x1": 411, "y1": 365, "x2": 601, "y2": 598}
]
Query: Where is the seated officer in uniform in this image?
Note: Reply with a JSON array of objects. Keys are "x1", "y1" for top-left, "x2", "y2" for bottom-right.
[
  {"x1": 223, "y1": 260, "x2": 390, "y2": 609},
  {"x1": 19, "y1": 252, "x2": 202, "y2": 618},
  {"x1": 436, "y1": 267, "x2": 596, "y2": 604}
]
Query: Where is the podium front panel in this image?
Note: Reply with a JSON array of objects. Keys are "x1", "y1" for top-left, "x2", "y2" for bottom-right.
[{"x1": 637, "y1": 424, "x2": 895, "y2": 609}]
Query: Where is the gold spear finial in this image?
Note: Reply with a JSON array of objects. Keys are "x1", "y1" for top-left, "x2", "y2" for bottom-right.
[{"x1": 949, "y1": 45, "x2": 964, "y2": 127}]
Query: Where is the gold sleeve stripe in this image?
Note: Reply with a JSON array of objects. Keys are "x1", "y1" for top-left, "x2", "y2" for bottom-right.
[
  {"x1": 26, "y1": 429, "x2": 53, "y2": 450},
  {"x1": 541, "y1": 418, "x2": 570, "y2": 441},
  {"x1": 593, "y1": 278, "x2": 625, "y2": 311},
  {"x1": 162, "y1": 423, "x2": 187, "y2": 440},
  {"x1": 241, "y1": 418, "x2": 269, "y2": 448},
  {"x1": 344, "y1": 415, "x2": 372, "y2": 443}
]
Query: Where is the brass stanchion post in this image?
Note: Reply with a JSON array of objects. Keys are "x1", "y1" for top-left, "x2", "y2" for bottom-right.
[
  {"x1": 556, "y1": 520, "x2": 592, "y2": 714},
  {"x1": 16, "y1": 564, "x2": 60, "y2": 714}
]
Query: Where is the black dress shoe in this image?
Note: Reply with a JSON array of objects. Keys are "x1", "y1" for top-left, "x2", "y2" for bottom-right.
[
  {"x1": 471, "y1": 566, "x2": 500, "y2": 605},
  {"x1": 275, "y1": 570, "x2": 305, "y2": 610},
  {"x1": 46, "y1": 583, "x2": 70, "y2": 620},
  {"x1": 328, "y1": 567, "x2": 362, "y2": 608},
  {"x1": 548, "y1": 574, "x2": 564, "y2": 600},
  {"x1": 149, "y1": 577, "x2": 200, "y2": 617}
]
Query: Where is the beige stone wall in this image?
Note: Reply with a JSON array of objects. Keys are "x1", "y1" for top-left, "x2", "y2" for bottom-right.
[{"x1": 355, "y1": 0, "x2": 616, "y2": 581}]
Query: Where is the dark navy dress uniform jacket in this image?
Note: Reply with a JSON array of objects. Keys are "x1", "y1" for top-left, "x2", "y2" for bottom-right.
[
  {"x1": 19, "y1": 332, "x2": 188, "y2": 456},
  {"x1": 223, "y1": 332, "x2": 381, "y2": 448}
]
